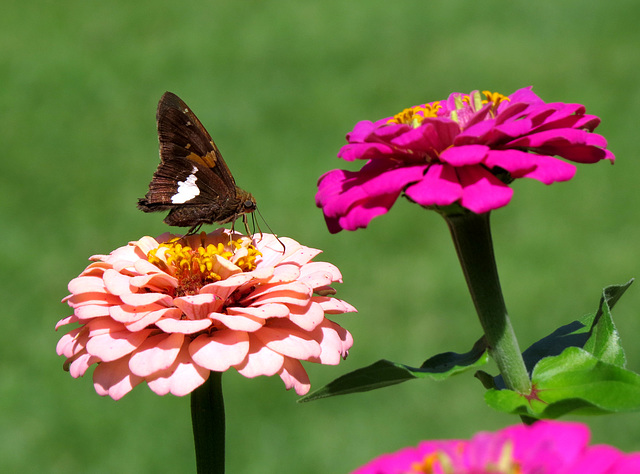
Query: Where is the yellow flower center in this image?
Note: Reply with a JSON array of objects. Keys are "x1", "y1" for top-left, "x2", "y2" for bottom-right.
[
  {"x1": 388, "y1": 91, "x2": 510, "y2": 129},
  {"x1": 147, "y1": 235, "x2": 261, "y2": 295},
  {"x1": 451, "y1": 90, "x2": 510, "y2": 123},
  {"x1": 482, "y1": 90, "x2": 510, "y2": 109},
  {"x1": 387, "y1": 103, "x2": 442, "y2": 127}
]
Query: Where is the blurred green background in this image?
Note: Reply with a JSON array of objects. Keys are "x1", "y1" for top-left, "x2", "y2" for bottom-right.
[{"x1": 2, "y1": 0, "x2": 640, "y2": 472}]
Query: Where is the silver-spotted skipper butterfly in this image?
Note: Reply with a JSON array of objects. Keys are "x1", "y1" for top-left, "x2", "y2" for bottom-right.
[{"x1": 138, "y1": 92, "x2": 256, "y2": 234}]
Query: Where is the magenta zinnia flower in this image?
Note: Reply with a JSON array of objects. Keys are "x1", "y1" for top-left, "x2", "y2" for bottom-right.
[
  {"x1": 317, "y1": 87, "x2": 614, "y2": 233},
  {"x1": 56, "y1": 230, "x2": 355, "y2": 400},
  {"x1": 353, "y1": 421, "x2": 640, "y2": 474}
]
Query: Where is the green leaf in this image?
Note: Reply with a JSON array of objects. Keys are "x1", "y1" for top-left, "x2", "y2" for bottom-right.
[
  {"x1": 582, "y1": 279, "x2": 633, "y2": 366},
  {"x1": 485, "y1": 347, "x2": 640, "y2": 418},
  {"x1": 492, "y1": 280, "x2": 633, "y2": 389},
  {"x1": 299, "y1": 338, "x2": 488, "y2": 402},
  {"x1": 485, "y1": 280, "x2": 638, "y2": 418}
]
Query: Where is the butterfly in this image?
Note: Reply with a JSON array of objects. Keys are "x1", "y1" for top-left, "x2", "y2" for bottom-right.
[{"x1": 138, "y1": 92, "x2": 256, "y2": 234}]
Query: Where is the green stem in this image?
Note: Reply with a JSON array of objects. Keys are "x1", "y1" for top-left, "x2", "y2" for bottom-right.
[
  {"x1": 191, "y1": 371, "x2": 225, "y2": 474},
  {"x1": 444, "y1": 211, "x2": 531, "y2": 394}
]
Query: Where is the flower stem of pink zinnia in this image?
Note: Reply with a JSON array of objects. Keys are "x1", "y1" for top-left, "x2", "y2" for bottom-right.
[
  {"x1": 191, "y1": 371, "x2": 225, "y2": 474},
  {"x1": 445, "y1": 211, "x2": 532, "y2": 395}
]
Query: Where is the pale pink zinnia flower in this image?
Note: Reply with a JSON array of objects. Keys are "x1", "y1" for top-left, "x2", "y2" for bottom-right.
[
  {"x1": 353, "y1": 421, "x2": 640, "y2": 474},
  {"x1": 317, "y1": 87, "x2": 614, "y2": 233},
  {"x1": 56, "y1": 230, "x2": 355, "y2": 400}
]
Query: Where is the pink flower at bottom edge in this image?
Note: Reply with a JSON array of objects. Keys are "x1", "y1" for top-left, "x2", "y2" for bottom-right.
[
  {"x1": 56, "y1": 229, "x2": 356, "y2": 400},
  {"x1": 352, "y1": 421, "x2": 639, "y2": 474},
  {"x1": 317, "y1": 87, "x2": 614, "y2": 233}
]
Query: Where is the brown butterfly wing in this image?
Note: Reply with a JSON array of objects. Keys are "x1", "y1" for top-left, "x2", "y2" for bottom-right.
[
  {"x1": 137, "y1": 157, "x2": 236, "y2": 225},
  {"x1": 156, "y1": 92, "x2": 236, "y2": 190},
  {"x1": 138, "y1": 92, "x2": 256, "y2": 228}
]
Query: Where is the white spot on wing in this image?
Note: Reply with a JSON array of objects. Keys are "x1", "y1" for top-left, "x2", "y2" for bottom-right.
[{"x1": 171, "y1": 166, "x2": 200, "y2": 203}]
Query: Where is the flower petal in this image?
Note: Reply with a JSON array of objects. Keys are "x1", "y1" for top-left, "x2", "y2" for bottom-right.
[
  {"x1": 288, "y1": 301, "x2": 325, "y2": 331},
  {"x1": 93, "y1": 357, "x2": 143, "y2": 400},
  {"x1": 393, "y1": 119, "x2": 459, "y2": 155},
  {"x1": 86, "y1": 326, "x2": 154, "y2": 362},
  {"x1": 345, "y1": 119, "x2": 385, "y2": 142},
  {"x1": 298, "y1": 265, "x2": 340, "y2": 289},
  {"x1": 405, "y1": 163, "x2": 462, "y2": 207},
  {"x1": 562, "y1": 446, "x2": 622, "y2": 473},
  {"x1": 55, "y1": 314, "x2": 78, "y2": 330},
  {"x1": 235, "y1": 339, "x2": 285, "y2": 377},
  {"x1": 146, "y1": 347, "x2": 209, "y2": 397},
  {"x1": 68, "y1": 275, "x2": 106, "y2": 294},
  {"x1": 68, "y1": 352, "x2": 98, "y2": 378},
  {"x1": 129, "y1": 332, "x2": 185, "y2": 377},
  {"x1": 315, "y1": 296, "x2": 357, "y2": 314},
  {"x1": 248, "y1": 281, "x2": 312, "y2": 307},
  {"x1": 65, "y1": 292, "x2": 121, "y2": 309},
  {"x1": 338, "y1": 142, "x2": 398, "y2": 162},
  {"x1": 109, "y1": 303, "x2": 171, "y2": 324},
  {"x1": 308, "y1": 318, "x2": 353, "y2": 364},
  {"x1": 270, "y1": 263, "x2": 301, "y2": 282},
  {"x1": 155, "y1": 317, "x2": 213, "y2": 334},
  {"x1": 210, "y1": 310, "x2": 265, "y2": 331},
  {"x1": 520, "y1": 154, "x2": 576, "y2": 184},
  {"x1": 278, "y1": 358, "x2": 311, "y2": 395},
  {"x1": 190, "y1": 330, "x2": 251, "y2": 371},
  {"x1": 254, "y1": 322, "x2": 322, "y2": 360},
  {"x1": 280, "y1": 246, "x2": 323, "y2": 267},
  {"x1": 316, "y1": 159, "x2": 428, "y2": 233},
  {"x1": 56, "y1": 326, "x2": 86, "y2": 357},
  {"x1": 103, "y1": 269, "x2": 134, "y2": 295},
  {"x1": 507, "y1": 129, "x2": 611, "y2": 163},
  {"x1": 130, "y1": 271, "x2": 178, "y2": 291},
  {"x1": 119, "y1": 292, "x2": 173, "y2": 308},
  {"x1": 458, "y1": 165, "x2": 513, "y2": 213},
  {"x1": 483, "y1": 149, "x2": 538, "y2": 177},
  {"x1": 125, "y1": 308, "x2": 181, "y2": 332},
  {"x1": 173, "y1": 293, "x2": 221, "y2": 320},
  {"x1": 75, "y1": 304, "x2": 111, "y2": 319},
  {"x1": 439, "y1": 144, "x2": 489, "y2": 166}
]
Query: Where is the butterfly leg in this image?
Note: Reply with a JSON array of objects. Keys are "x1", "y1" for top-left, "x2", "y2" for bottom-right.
[{"x1": 185, "y1": 223, "x2": 204, "y2": 236}]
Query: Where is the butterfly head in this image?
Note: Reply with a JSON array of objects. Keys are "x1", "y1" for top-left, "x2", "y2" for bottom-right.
[
  {"x1": 242, "y1": 195, "x2": 257, "y2": 214},
  {"x1": 236, "y1": 188, "x2": 257, "y2": 215}
]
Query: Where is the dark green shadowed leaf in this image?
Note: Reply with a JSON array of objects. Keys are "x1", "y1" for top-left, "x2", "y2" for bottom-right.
[
  {"x1": 492, "y1": 280, "x2": 633, "y2": 389},
  {"x1": 299, "y1": 338, "x2": 488, "y2": 402},
  {"x1": 485, "y1": 281, "x2": 640, "y2": 419}
]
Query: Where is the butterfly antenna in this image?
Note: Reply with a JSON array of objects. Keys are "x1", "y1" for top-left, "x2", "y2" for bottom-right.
[{"x1": 256, "y1": 207, "x2": 286, "y2": 253}]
